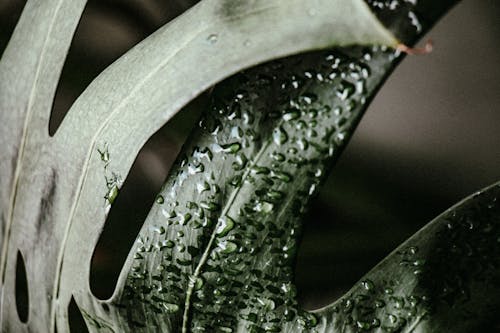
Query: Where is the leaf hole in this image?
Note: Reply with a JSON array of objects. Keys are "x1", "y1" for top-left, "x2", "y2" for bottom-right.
[
  {"x1": 68, "y1": 297, "x2": 89, "y2": 333},
  {"x1": 15, "y1": 250, "x2": 29, "y2": 323},
  {"x1": 89, "y1": 93, "x2": 207, "y2": 300},
  {"x1": 0, "y1": 0, "x2": 27, "y2": 58},
  {"x1": 48, "y1": 0, "x2": 180, "y2": 136}
]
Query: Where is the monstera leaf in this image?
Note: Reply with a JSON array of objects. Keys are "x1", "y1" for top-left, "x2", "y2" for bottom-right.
[{"x1": 3, "y1": 0, "x2": 498, "y2": 333}]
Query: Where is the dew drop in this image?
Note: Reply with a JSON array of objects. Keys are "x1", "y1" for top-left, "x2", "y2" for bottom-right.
[
  {"x1": 270, "y1": 152, "x2": 285, "y2": 162},
  {"x1": 207, "y1": 34, "x2": 218, "y2": 44},
  {"x1": 273, "y1": 126, "x2": 288, "y2": 145},
  {"x1": 216, "y1": 216, "x2": 235, "y2": 237},
  {"x1": 162, "y1": 303, "x2": 180, "y2": 313},
  {"x1": 388, "y1": 314, "x2": 398, "y2": 324},
  {"x1": 271, "y1": 171, "x2": 292, "y2": 183},
  {"x1": 408, "y1": 11, "x2": 422, "y2": 32},
  {"x1": 156, "y1": 195, "x2": 164, "y2": 204},
  {"x1": 221, "y1": 142, "x2": 242, "y2": 154},
  {"x1": 297, "y1": 138, "x2": 309, "y2": 150},
  {"x1": 255, "y1": 201, "x2": 274, "y2": 214},
  {"x1": 218, "y1": 241, "x2": 237, "y2": 254},
  {"x1": 283, "y1": 110, "x2": 300, "y2": 121},
  {"x1": 361, "y1": 279, "x2": 375, "y2": 291},
  {"x1": 153, "y1": 226, "x2": 165, "y2": 235},
  {"x1": 196, "y1": 181, "x2": 210, "y2": 194},
  {"x1": 251, "y1": 166, "x2": 270, "y2": 175},
  {"x1": 230, "y1": 126, "x2": 244, "y2": 139},
  {"x1": 188, "y1": 163, "x2": 205, "y2": 175},
  {"x1": 200, "y1": 201, "x2": 220, "y2": 211},
  {"x1": 179, "y1": 213, "x2": 192, "y2": 225}
]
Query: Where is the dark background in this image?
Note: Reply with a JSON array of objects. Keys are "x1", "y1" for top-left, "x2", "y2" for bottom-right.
[{"x1": 1, "y1": 0, "x2": 499, "y2": 314}]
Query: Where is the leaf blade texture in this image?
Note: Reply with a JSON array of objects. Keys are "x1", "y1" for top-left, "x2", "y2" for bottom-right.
[{"x1": 0, "y1": 1, "x2": 490, "y2": 333}]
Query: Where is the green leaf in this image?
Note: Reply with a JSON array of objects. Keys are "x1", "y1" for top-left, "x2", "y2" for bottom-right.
[
  {"x1": 114, "y1": 46, "x2": 404, "y2": 333},
  {"x1": 0, "y1": 0, "x2": 401, "y2": 332},
  {"x1": 315, "y1": 182, "x2": 500, "y2": 332},
  {"x1": 80, "y1": 3, "x2": 467, "y2": 333}
]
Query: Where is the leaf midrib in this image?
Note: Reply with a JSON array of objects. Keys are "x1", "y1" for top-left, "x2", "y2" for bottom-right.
[{"x1": 180, "y1": 137, "x2": 273, "y2": 333}]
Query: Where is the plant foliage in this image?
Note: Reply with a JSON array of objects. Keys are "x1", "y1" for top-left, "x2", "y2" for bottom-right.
[{"x1": 2, "y1": 0, "x2": 498, "y2": 332}]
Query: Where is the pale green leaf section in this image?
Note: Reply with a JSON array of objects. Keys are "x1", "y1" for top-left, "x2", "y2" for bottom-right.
[
  {"x1": 0, "y1": 0, "x2": 398, "y2": 332},
  {"x1": 0, "y1": 0, "x2": 87, "y2": 331}
]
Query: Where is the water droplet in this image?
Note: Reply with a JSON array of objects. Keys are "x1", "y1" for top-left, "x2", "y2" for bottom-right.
[
  {"x1": 207, "y1": 34, "x2": 218, "y2": 44},
  {"x1": 283, "y1": 110, "x2": 300, "y2": 121},
  {"x1": 153, "y1": 226, "x2": 165, "y2": 235},
  {"x1": 162, "y1": 209, "x2": 176, "y2": 220},
  {"x1": 271, "y1": 171, "x2": 292, "y2": 183},
  {"x1": 297, "y1": 138, "x2": 309, "y2": 150},
  {"x1": 216, "y1": 216, "x2": 235, "y2": 237},
  {"x1": 257, "y1": 297, "x2": 275, "y2": 311},
  {"x1": 343, "y1": 299, "x2": 354, "y2": 313},
  {"x1": 179, "y1": 213, "x2": 192, "y2": 225},
  {"x1": 162, "y1": 303, "x2": 180, "y2": 313},
  {"x1": 196, "y1": 181, "x2": 210, "y2": 194},
  {"x1": 337, "y1": 80, "x2": 355, "y2": 100},
  {"x1": 232, "y1": 153, "x2": 248, "y2": 171},
  {"x1": 409, "y1": 246, "x2": 419, "y2": 255},
  {"x1": 273, "y1": 126, "x2": 288, "y2": 145},
  {"x1": 356, "y1": 320, "x2": 371, "y2": 330},
  {"x1": 408, "y1": 11, "x2": 422, "y2": 32},
  {"x1": 156, "y1": 195, "x2": 164, "y2": 204},
  {"x1": 308, "y1": 183, "x2": 317, "y2": 195},
  {"x1": 251, "y1": 166, "x2": 270, "y2": 175},
  {"x1": 254, "y1": 201, "x2": 274, "y2": 214},
  {"x1": 188, "y1": 163, "x2": 205, "y2": 175},
  {"x1": 221, "y1": 142, "x2": 242, "y2": 154},
  {"x1": 300, "y1": 93, "x2": 318, "y2": 105},
  {"x1": 361, "y1": 279, "x2": 375, "y2": 291},
  {"x1": 200, "y1": 201, "x2": 220, "y2": 211},
  {"x1": 265, "y1": 190, "x2": 284, "y2": 202},
  {"x1": 388, "y1": 314, "x2": 398, "y2": 324},
  {"x1": 230, "y1": 126, "x2": 244, "y2": 139},
  {"x1": 218, "y1": 241, "x2": 237, "y2": 254}
]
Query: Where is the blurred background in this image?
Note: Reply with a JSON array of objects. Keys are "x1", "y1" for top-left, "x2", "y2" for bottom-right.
[{"x1": 1, "y1": 0, "x2": 499, "y2": 316}]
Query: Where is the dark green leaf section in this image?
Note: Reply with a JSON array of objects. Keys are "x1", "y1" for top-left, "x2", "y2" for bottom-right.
[
  {"x1": 108, "y1": 1, "x2": 464, "y2": 333},
  {"x1": 315, "y1": 182, "x2": 500, "y2": 332},
  {"x1": 115, "y1": 46, "x2": 400, "y2": 332},
  {"x1": 364, "y1": 0, "x2": 460, "y2": 44}
]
